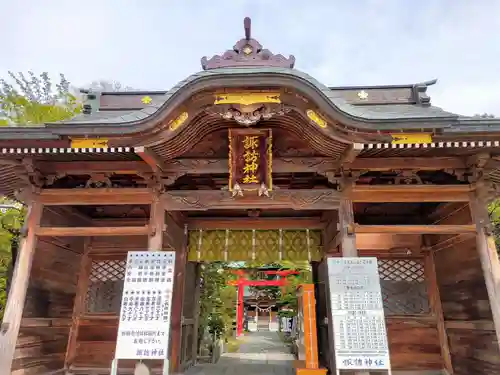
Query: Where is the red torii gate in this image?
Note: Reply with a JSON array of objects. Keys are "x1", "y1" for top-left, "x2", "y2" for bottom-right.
[{"x1": 227, "y1": 269, "x2": 299, "y2": 336}]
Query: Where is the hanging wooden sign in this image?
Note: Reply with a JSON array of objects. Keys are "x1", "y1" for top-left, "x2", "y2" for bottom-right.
[{"x1": 228, "y1": 128, "x2": 272, "y2": 192}]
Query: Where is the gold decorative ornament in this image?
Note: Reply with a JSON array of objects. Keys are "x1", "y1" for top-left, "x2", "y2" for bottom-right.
[
  {"x1": 71, "y1": 138, "x2": 108, "y2": 148},
  {"x1": 391, "y1": 133, "x2": 433, "y2": 145},
  {"x1": 214, "y1": 93, "x2": 281, "y2": 106},
  {"x1": 216, "y1": 106, "x2": 290, "y2": 126},
  {"x1": 306, "y1": 109, "x2": 327, "y2": 129},
  {"x1": 243, "y1": 45, "x2": 253, "y2": 55},
  {"x1": 169, "y1": 112, "x2": 189, "y2": 131},
  {"x1": 357, "y1": 90, "x2": 368, "y2": 100},
  {"x1": 141, "y1": 96, "x2": 152, "y2": 104}
]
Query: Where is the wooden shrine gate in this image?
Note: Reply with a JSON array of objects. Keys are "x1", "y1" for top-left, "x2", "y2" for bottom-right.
[
  {"x1": 3, "y1": 189, "x2": 499, "y2": 375},
  {"x1": 1, "y1": 17, "x2": 500, "y2": 375}
]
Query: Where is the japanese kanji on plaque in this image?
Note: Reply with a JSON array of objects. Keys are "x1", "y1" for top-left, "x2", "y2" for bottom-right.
[
  {"x1": 327, "y1": 257, "x2": 391, "y2": 371},
  {"x1": 228, "y1": 128, "x2": 272, "y2": 192},
  {"x1": 114, "y1": 251, "x2": 176, "y2": 360}
]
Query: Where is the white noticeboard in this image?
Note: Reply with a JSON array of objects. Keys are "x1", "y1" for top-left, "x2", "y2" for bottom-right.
[
  {"x1": 327, "y1": 257, "x2": 391, "y2": 371},
  {"x1": 115, "y1": 251, "x2": 176, "y2": 360}
]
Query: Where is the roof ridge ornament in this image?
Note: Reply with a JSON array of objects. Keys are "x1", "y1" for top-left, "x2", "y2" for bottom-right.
[
  {"x1": 412, "y1": 78, "x2": 437, "y2": 107},
  {"x1": 201, "y1": 17, "x2": 295, "y2": 70}
]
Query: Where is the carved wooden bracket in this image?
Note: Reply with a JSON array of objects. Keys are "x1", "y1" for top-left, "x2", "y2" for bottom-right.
[
  {"x1": 338, "y1": 170, "x2": 366, "y2": 191},
  {"x1": 207, "y1": 103, "x2": 291, "y2": 126},
  {"x1": 475, "y1": 179, "x2": 500, "y2": 205},
  {"x1": 162, "y1": 173, "x2": 184, "y2": 187},
  {"x1": 85, "y1": 173, "x2": 112, "y2": 188},
  {"x1": 137, "y1": 172, "x2": 165, "y2": 193},
  {"x1": 393, "y1": 170, "x2": 423, "y2": 185},
  {"x1": 443, "y1": 168, "x2": 468, "y2": 182},
  {"x1": 467, "y1": 152, "x2": 491, "y2": 183}
]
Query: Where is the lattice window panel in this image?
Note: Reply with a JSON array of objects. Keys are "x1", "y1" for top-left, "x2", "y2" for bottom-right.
[
  {"x1": 85, "y1": 259, "x2": 126, "y2": 314},
  {"x1": 378, "y1": 259, "x2": 429, "y2": 315}
]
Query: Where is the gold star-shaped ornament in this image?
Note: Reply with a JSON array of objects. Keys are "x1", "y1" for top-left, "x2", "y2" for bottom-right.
[
  {"x1": 357, "y1": 90, "x2": 368, "y2": 100},
  {"x1": 141, "y1": 96, "x2": 152, "y2": 105}
]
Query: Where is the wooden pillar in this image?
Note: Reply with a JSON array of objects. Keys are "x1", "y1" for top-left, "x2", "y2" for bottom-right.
[
  {"x1": 169, "y1": 220, "x2": 188, "y2": 374},
  {"x1": 149, "y1": 195, "x2": 166, "y2": 251},
  {"x1": 339, "y1": 199, "x2": 357, "y2": 257},
  {"x1": 191, "y1": 264, "x2": 202, "y2": 363},
  {"x1": 423, "y1": 245, "x2": 453, "y2": 374},
  {"x1": 321, "y1": 211, "x2": 338, "y2": 372},
  {"x1": 65, "y1": 238, "x2": 92, "y2": 368},
  {"x1": 338, "y1": 198, "x2": 369, "y2": 375},
  {"x1": 0, "y1": 199, "x2": 43, "y2": 375},
  {"x1": 140, "y1": 195, "x2": 166, "y2": 374},
  {"x1": 469, "y1": 191, "x2": 500, "y2": 350}
]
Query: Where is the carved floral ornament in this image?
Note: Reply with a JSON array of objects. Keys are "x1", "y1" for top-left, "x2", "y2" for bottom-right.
[
  {"x1": 357, "y1": 90, "x2": 368, "y2": 100},
  {"x1": 141, "y1": 96, "x2": 153, "y2": 104},
  {"x1": 168, "y1": 112, "x2": 189, "y2": 131},
  {"x1": 306, "y1": 109, "x2": 328, "y2": 129},
  {"x1": 211, "y1": 92, "x2": 290, "y2": 126}
]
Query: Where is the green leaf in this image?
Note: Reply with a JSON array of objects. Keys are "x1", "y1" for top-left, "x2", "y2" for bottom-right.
[{"x1": 0, "y1": 71, "x2": 81, "y2": 125}]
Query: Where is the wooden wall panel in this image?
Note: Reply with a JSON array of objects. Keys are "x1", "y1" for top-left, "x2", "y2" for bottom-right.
[
  {"x1": 433, "y1": 203, "x2": 500, "y2": 374},
  {"x1": 12, "y1": 234, "x2": 82, "y2": 375},
  {"x1": 386, "y1": 319, "x2": 442, "y2": 370},
  {"x1": 356, "y1": 233, "x2": 422, "y2": 251},
  {"x1": 437, "y1": 237, "x2": 492, "y2": 321},
  {"x1": 68, "y1": 317, "x2": 442, "y2": 371},
  {"x1": 447, "y1": 329, "x2": 500, "y2": 374}
]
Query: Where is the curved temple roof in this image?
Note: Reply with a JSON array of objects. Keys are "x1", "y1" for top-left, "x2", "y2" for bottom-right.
[{"x1": 0, "y1": 17, "x2": 499, "y2": 143}]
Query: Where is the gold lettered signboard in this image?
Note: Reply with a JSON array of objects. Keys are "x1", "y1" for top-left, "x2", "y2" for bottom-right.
[{"x1": 228, "y1": 129, "x2": 272, "y2": 192}]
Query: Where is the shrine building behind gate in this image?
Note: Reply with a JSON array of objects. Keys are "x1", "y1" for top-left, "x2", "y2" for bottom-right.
[{"x1": 1, "y1": 17, "x2": 500, "y2": 375}]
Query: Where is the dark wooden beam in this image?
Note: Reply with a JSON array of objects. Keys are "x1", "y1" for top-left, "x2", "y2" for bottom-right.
[
  {"x1": 37, "y1": 184, "x2": 471, "y2": 207},
  {"x1": 444, "y1": 320, "x2": 496, "y2": 331},
  {"x1": 39, "y1": 188, "x2": 154, "y2": 205},
  {"x1": 187, "y1": 217, "x2": 323, "y2": 230},
  {"x1": 35, "y1": 225, "x2": 150, "y2": 237},
  {"x1": 92, "y1": 218, "x2": 148, "y2": 226},
  {"x1": 21, "y1": 318, "x2": 72, "y2": 327},
  {"x1": 37, "y1": 161, "x2": 150, "y2": 174},
  {"x1": 354, "y1": 224, "x2": 476, "y2": 234},
  {"x1": 162, "y1": 189, "x2": 341, "y2": 211},
  {"x1": 350, "y1": 185, "x2": 471, "y2": 202},
  {"x1": 161, "y1": 157, "x2": 339, "y2": 174},
  {"x1": 351, "y1": 156, "x2": 466, "y2": 171},
  {"x1": 35, "y1": 156, "x2": 465, "y2": 176}
]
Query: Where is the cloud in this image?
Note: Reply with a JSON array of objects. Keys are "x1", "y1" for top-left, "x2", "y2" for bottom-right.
[{"x1": 1, "y1": 0, "x2": 499, "y2": 116}]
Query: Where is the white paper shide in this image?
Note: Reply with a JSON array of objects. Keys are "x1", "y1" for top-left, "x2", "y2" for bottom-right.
[
  {"x1": 115, "y1": 251, "x2": 176, "y2": 360},
  {"x1": 327, "y1": 257, "x2": 391, "y2": 371}
]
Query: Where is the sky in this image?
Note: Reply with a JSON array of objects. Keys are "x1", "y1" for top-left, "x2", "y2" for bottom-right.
[{"x1": 1, "y1": 0, "x2": 499, "y2": 116}]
